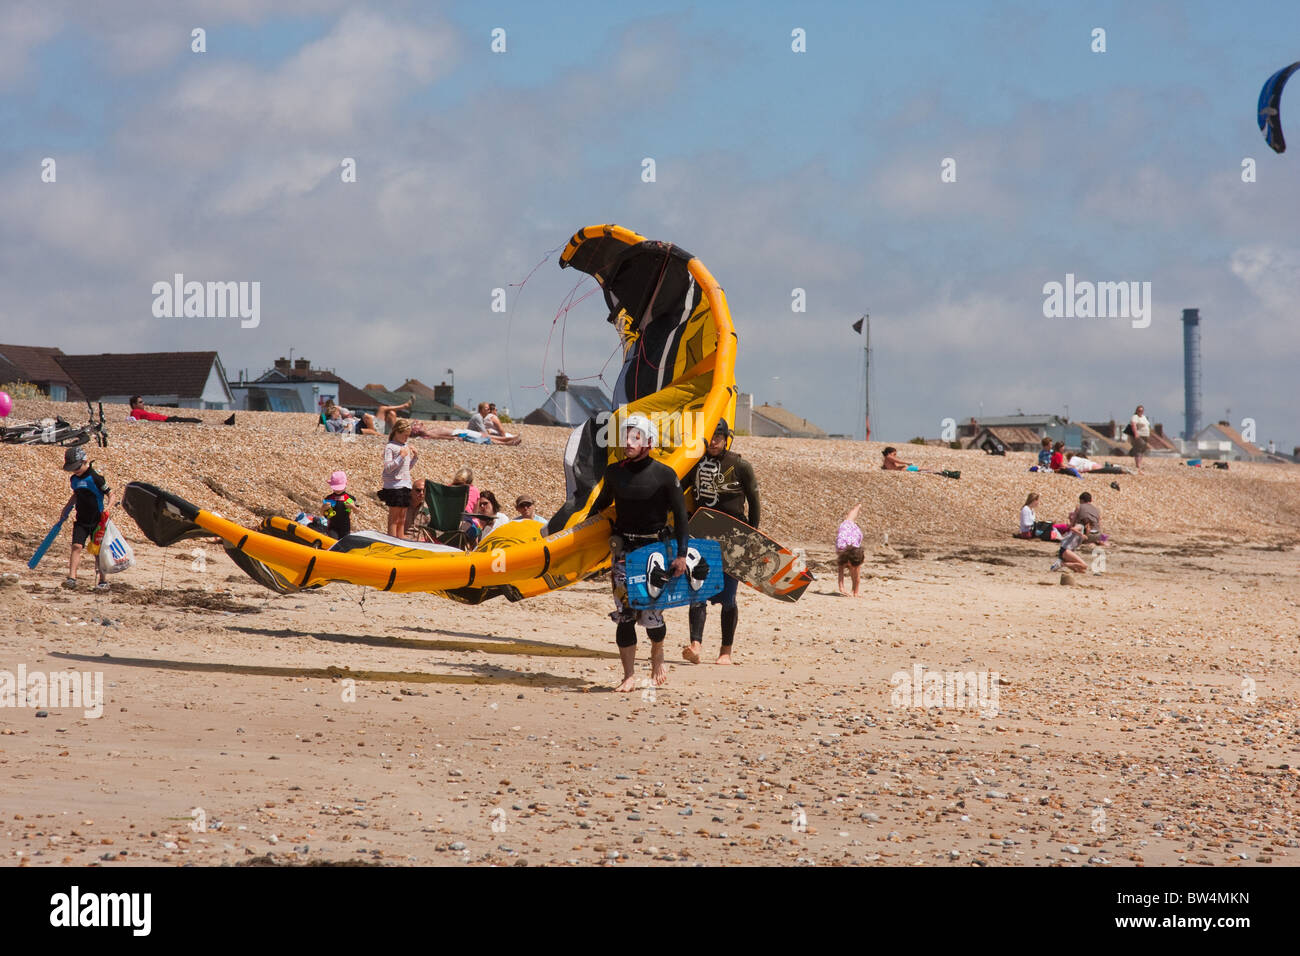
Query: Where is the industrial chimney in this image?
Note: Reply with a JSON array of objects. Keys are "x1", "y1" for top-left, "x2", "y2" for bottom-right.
[{"x1": 1181, "y1": 308, "x2": 1201, "y2": 441}]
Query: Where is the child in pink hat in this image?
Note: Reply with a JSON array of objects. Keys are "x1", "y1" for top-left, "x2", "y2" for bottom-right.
[{"x1": 322, "y1": 470, "x2": 354, "y2": 539}]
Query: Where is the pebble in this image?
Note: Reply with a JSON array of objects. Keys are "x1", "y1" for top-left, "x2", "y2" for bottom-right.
[
  {"x1": 986, "y1": 790, "x2": 1008, "y2": 799},
  {"x1": 450, "y1": 842, "x2": 466, "y2": 851},
  {"x1": 679, "y1": 807, "x2": 693, "y2": 816}
]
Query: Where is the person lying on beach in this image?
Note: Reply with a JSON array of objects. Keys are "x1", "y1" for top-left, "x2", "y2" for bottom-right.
[
  {"x1": 129, "y1": 395, "x2": 201, "y2": 424},
  {"x1": 836, "y1": 503, "x2": 865, "y2": 597}
]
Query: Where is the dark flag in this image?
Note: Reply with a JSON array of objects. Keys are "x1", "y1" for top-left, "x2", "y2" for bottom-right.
[{"x1": 852, "y1": 317, "x2": 864, "y2": 334}]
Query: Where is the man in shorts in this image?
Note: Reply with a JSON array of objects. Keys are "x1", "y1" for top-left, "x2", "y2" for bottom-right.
[
  {"x1": 59, "y1": 446, "x2": 114, "y2": 590},
  {"x1": 591, "y1": 413, "x2": 688, "y2": 691}
]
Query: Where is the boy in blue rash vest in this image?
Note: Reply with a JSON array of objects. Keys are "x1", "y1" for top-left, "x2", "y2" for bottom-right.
[
  {"x1": 59, "y1": 446, "x2": 114, "y2": 590},
  {"x1": 591, "y1": 413, "x2": 689, "y2": 692},
  {"x1": 680, "y1": 420, "x2": 760, "y2": 665}
]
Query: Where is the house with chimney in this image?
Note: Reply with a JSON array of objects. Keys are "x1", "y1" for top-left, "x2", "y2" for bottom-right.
[
  {"x1": 523, "y1": 373, "x2": 612, "y2": 426},
  {"x1": 230, "y1": 357, "x2": 372, "y2": 414},
  {"x1": 363, "y1": 384, "x2": 466, "y2": 422}
]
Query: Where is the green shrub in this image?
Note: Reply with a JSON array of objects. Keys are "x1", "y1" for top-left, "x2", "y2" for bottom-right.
[{"x1": 0, "y1": 381, "x2": 44, "y2": 401}]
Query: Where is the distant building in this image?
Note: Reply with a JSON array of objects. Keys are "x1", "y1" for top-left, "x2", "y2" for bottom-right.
[
  {"x1": 0, "y1": 344, "x2": 85, "y2": 402},
  {"x1": 364, "y1": 386, "x2": 465, "y2": 422},
  {"x1": 1190, "y1": 421, "x2": 1267, "y2": 461},
  {"x1": 54, "y1": 351, "x2": 232, "y2": 409},
  {"x1": 524, "y1": 373, "x2": 612, "y2": 426},
  {"x1": 393, "y1": 378, "x2": 473, "y2": 419},
  {"x1": 750, "y1": 403, "x2": 827, "y2": 439},
  {"x1": 231, "y1": 357, "x2": 370, "y2": 414}
]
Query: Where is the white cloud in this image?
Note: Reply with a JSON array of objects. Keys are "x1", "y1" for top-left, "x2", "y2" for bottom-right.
[{"x1": 0, "y1": 3, "x2": 63, "y2": 89}]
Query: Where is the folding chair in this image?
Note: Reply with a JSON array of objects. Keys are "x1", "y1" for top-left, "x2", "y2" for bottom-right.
[{"x1": 411, "y1": 481, "x2": 472, "y2": 549}]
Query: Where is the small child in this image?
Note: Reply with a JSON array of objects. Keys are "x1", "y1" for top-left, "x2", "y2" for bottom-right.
[
  {"x1": 1037, "y1": 437, "x2": 1052, "y2": 469},
  {"x1": 835, "y1": 503, "x2": 866, "y2": 597},
  {"x1": 1051, "y1": 523, "x2": 1089, "y2": 573},
  {"x1": 60, "y1": 446, "x2": 114, "y2": 590},
  {"x1": 379, "y1": 419, "x2": 417, "y2": 538},
  {"x1": 322, "y1": 470, "x2": 355, "y2": 539}
]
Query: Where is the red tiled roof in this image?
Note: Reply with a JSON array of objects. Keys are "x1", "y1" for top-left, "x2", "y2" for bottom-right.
[
  {"x1": 0, "y1": 344, "x2": 84, "y2": 399},
  {"x1": 54, "y1": 351, "x2": 221, "y2": 401}
]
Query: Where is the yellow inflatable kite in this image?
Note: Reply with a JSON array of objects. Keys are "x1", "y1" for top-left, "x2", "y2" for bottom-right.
[{"x1": 123, "y1": 225, "x2": 738, "y2": 603}]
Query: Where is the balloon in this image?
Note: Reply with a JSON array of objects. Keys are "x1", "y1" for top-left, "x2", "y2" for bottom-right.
[{"x1": 0, "y1": 391, "x2": 12, "y2": 418}]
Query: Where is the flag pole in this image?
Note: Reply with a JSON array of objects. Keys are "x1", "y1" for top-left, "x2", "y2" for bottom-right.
[{"x1": 859, "y1": 314, "x2": 871, "y2": 441}]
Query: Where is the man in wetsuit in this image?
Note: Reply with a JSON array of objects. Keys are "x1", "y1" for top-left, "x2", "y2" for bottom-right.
[
  {"x1": 681, "y1": 420, "x2": 760, "y2": 665},
  {"x1": 591, "y1": 413, "x2": 688, "y2": 692}
]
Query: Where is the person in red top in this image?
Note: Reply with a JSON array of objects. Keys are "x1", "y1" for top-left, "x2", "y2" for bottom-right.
[
  {"x1": 129, "y1": 395, "x2": 201, "y2": 423},
  {"x1": 1050, "y1": 440, "x2": 1081, "y2": 477}
]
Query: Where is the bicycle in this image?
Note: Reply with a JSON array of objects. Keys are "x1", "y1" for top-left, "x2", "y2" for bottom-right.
[{"x1": 1, "y1": 400, "x2": 108, "y2": 447}]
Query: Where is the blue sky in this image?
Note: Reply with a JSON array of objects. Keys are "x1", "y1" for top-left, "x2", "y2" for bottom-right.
[{"x1": 1, "y1": 0, "x2": 1297, "y2": 450}]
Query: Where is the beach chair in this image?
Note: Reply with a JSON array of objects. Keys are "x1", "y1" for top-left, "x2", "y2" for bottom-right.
[{"x1": 412, "y1": 481, "x2": 471, "y2": 549}]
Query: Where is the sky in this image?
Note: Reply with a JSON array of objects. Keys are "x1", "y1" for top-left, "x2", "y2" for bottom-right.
[{"x1": 2, "y1": 0, "x2": 1298, "y2": 450}]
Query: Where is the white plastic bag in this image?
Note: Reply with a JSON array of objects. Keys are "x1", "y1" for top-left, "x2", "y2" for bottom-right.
[{"x1": 97, "y1": 519, "x2": 136, "y2": 575}]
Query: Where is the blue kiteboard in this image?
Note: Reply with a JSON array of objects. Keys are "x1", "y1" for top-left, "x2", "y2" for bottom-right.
[{"x1": 624, "y1": 538, "x2": 724, "y2": 610}]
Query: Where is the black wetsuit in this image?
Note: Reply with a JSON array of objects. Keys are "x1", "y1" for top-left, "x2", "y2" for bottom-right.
[
  {"x1": 682, "y1": 448, "x2": 760, "y2": 645},
  {"x1": 592, "y1": 455, "x2": 689, "y2": 554},
  {"x1": 69, "y1": 465, "x2": 109, "y2": 546},
  {"x1": 592, "y1": 455, "x2": 688, "y2": 645},
  {"x1": 683, "y1": 449, "x2": 759, "y2": 528}
]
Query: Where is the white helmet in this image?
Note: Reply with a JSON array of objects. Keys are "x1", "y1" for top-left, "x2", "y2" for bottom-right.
[{"x1": 621, "y1": 412, "x2": 658, "y2": 448}]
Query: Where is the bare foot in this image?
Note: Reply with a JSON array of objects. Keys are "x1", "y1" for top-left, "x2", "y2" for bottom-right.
[
  {"x1": 650, "y1": 645, "x2": 668, "y2": 685},
  {"x1": 614, "y1": 675, "x2": 637, "y2": 692},
  {"x1": 682, "y1": 643, "x2": 701, "y2": 664},
  {"x1": 715, "y1": 652, "x2": 732, "y2": 666}
]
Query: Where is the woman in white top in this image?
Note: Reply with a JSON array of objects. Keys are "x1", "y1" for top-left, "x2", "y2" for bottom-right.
[
  {"x1": 1018, "y1": 492, "x2": 1040, "y2": 538},
  {"x1": 380, "y1": 419, "x2": 418, "y2": 537},
  {"x1": 1129, "y1": 404, "x2": 1151, "y2": 472}
]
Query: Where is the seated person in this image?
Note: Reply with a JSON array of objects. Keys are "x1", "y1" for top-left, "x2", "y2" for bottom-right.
[
  {"x1": 464, "y1": 402, "x2": 522, "y2": 446},
  {"x1": 324, "y1": 399, "x2": 407, "y2": 436},
  {"x1": 1051, "y1": 524, "x2": 1089, "y2": 573},
  {"x1": 511, "y1": 495, "x2": 548, "y2": 524},
  {"x1": 1036, "y1": 437, "x2": 1052, "y2": 470},
  {"x1": 464, "y1": 490, "x2": 507, "y2": 545},
  {"x1": 1049, "y1": 441, "x2": 1081, "y2": 477},
  {"x1": 881, "y1": 446, "x2": 911, "y2": 471},
  {"x1": 1017, "y1": 492, "x2": 1040, "y2": 539},
  {"x1": 1067, "y1": 491, "x2": 1107, "y2": 545},
  {"x1": 129, "y1": 395, "x2": 201, "y2": 423}
]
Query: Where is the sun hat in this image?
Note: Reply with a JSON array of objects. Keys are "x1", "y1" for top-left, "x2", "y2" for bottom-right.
[{"x1": 328, "y1": 470, "x2": 347, "y2": 491}]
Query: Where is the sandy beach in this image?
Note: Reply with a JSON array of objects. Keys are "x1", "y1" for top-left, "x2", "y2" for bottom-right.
[{"x1": 2, "y1": 401, "x2": 1297, "y2": 867}]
